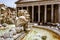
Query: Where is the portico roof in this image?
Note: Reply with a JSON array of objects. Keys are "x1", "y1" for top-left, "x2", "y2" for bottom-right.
[
  {"x1": 15, "y1": 0, "x2": 60, "y2": 4},
  {"x1": 15, "y1": 0, "x2": 42, "y2": 4}
]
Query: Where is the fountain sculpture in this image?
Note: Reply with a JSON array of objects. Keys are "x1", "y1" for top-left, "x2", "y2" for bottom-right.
[{"x1": 15, "y1": 10, "x2": 30, "y2": 32}]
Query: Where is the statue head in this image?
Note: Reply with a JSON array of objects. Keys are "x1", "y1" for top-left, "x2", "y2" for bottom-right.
[
  {"x1": 18, "y1": 10, "x2": 30, "y2": 22},
  {"x1": 16, "y1": 10, "x2": 30, "y2": 27}
]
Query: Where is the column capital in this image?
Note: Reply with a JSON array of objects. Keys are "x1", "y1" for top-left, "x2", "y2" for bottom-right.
[{"x1": 32, "y1": 6, "x2": 34, "y2": 7}]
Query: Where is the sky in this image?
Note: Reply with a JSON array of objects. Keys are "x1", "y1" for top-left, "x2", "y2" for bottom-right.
[{"x1": 0, "y1": 0, "x2": 18, "y2": 8}]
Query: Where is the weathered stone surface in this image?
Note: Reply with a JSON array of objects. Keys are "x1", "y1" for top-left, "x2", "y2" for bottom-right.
[
  {"x1": 10, "y1": 28, "x2": 17, "y2": 35},
  {"x1": 5, "y1": 38, "x2": 14, "y2": 40},
  {"x1": 0, "y1": 38, "x2": 4, "y2": 40},
  {"x1": 15, "y1": 27, "x2": 23, "y2": 33},
  {"x1": 3, "y1": 32, "x2": 13, "y2": 38}
]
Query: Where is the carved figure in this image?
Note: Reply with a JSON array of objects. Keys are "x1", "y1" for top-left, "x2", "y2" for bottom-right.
[{"x1": 16, "y1": 10, "x2": 30, "y2": 32}]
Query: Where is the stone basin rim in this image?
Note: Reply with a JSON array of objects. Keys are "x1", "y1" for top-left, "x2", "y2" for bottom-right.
[{"x1": 32, "y1": 25, "x2": 60, "y2": 36}]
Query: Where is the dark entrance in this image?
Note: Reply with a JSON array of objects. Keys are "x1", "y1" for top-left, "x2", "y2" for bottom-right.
[
  {"x1": 34, "y1": 6, "x2": 38, "y2": 22},
  {"x1": 40, "y1": 5, "x2": 44, "y2": 23},
  {"x1": 47, "y1": 5, "x2": 51, "y2": 22},
  {"x1": 53, "y1": 4, "x2": 59, "y2": 23},
  {"x1": 28, "y1": 6, "x2": 32, "y2": 22},
  {"x1": 23, "y1": 7, "x2": 27, "y2": 10}
]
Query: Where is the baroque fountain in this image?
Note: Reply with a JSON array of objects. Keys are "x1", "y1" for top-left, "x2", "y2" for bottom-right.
[{"x1": 0, "y1": 10, "x2": 60, "y2": 40}]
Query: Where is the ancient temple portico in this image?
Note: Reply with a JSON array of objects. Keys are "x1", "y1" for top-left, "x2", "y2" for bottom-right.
[{"x1": 15, "y1": 0, "x2": 60, "y2": 23}]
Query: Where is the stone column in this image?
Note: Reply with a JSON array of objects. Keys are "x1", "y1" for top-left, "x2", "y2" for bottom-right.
[
  {"x1": 32, "y1": 6, "x2": 34, "y2": 22},
  {"x1": 58, "y1": 4, "x2": 60, "y2": 22},
  {"x1": 27, "y1": 6, "x2": 28, "y2": 11},
  {"x1": 51, "y1": 4, "x2": 54, "y2": 22},
  {"x1": 44, "y1": 5, "x2": 47, "y2": 23},
  {"x1": 22, "y1": 7, "x2": 23, "y2": 10},
  {"x1": 38, "y1": 5, "x2": 40, "y2": 22}
]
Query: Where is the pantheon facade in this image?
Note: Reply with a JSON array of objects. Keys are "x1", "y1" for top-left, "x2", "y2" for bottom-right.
[{"x1": 15, "y1": 0, "x2": 60, "y2": 23}]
